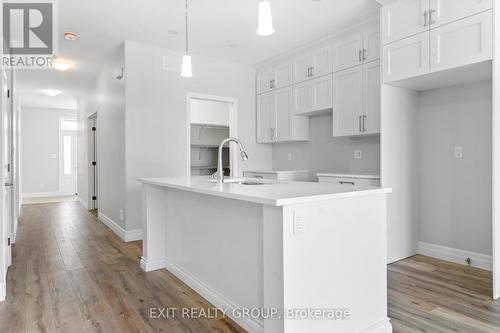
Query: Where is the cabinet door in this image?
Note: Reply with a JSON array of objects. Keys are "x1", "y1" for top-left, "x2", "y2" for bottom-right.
[
  {"x1": 275, "y1": 88, "x2": 292, "y2": 141},
  {"x1": 332, "y1": 32, "x2": 363, "y2": 72},
  {"x1": 274, "y1": 62, "x2": 293, "y2": 89},
  {"x1": 363, "y1": 26, "x2": 381, "y2": 63},
  {"x1": 362, "y1": 61, "x2": 381, "y2": 135},
  {"x1": 257, "y1": 93, "x2": 276, "y2": 143},
  {"x1": 293, "y1": 53, "x2": 312, "y2": 83},
  {"x1": 292, "y1": 81, "x2": 312, "y2": 115},
  {"x1": 430, "y1": 11, "x2": 492, "y2": 73},
  {"x1": 381, "y1": 0, "x2": 430, "y2": 44},
  {"x1": 383, "y1": 31, "x2": 430, "y2": 83},
  {"x1": 311, "y1": 45, "x2": 332, "y2": 78},
  {"x1": 430, "y1": 0, "x2": 492, "y2": 28},
  {"x1": 257, "y1": 70, "x2": 272, "y2": 94},
  {"x1": 311, "y1": 75, "x2": 333, "y2": 112},
  {"x1": 332, "y1": 66, "x2": 363, "y2": 137}
]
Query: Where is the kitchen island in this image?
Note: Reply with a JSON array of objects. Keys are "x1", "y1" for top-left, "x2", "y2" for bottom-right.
[{"x1": 139, "y1": 176, "x2": 392, "y2": 333}]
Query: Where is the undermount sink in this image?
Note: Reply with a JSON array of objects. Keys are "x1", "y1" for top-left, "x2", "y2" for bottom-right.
[{"x1": 208, "y1": 178, "x2": 278, "y2": 185}]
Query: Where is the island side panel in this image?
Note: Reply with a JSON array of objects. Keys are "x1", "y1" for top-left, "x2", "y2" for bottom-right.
[
  {"x1": 141, "y1": 183, "x2": 167, "y2": 271},
  {"x1": 280, "y1": 194, "x2": 391, "y2": 333},
  {"x1": 163, "y1": 188, "x2": 265, "y2": 333}
]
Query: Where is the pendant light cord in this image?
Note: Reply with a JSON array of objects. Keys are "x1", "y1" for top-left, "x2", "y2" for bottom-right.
[{"x1": 185, "y1": 0, "x2": 189, "y2": 53}]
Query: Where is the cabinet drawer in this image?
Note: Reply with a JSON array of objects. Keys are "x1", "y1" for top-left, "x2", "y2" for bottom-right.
[
  {"x1": 243, "y1": 172, "x2": 279, "y2": 180},
  {"x1": 383, "y1": 31, "x2": 430, "y2": 83},
  {"x1": 318, "y1": 176, "x2": 381, "y2": 187}
]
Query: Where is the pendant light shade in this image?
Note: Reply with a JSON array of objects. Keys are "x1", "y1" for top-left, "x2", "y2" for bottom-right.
[
  {"x1": 257, "y1": 0, "x2": 275, "y2": 36},
  {"x1": 181, "y1": 0, "x2": 193, "y2": 77},
  {"x1": 181, "y1": 54, "x2": 193, "y2": 77}
]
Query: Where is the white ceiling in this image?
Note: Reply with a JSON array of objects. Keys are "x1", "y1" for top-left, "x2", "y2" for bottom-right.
[{"x1": 16, "y1": 0, "x2": 380, "y2": 109}]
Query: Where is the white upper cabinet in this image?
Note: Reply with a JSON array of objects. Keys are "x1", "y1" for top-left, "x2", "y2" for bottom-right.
[
  {"x1": 292, "y1": 82, "x2": 312, "y2": 115},
  {"x1": 257, "y1": 62, "x2": 293, "y2": 94},
  {"x1": 311, "y1": 75, "x2": 333, "y2": 113},
  {"x1": 430, "y1": 10, "x2": 492, "y2": 72},
  {"x1": 293, "y1": 45, "x2": 332, "y2": 83},
  {"x1": 381, "y1": 0, "x2": 429, "y2": 45},
  {"x1": 332, "y1": 66, "x2": 363, "y2": 137},
  {"x1": 275, "y1": 88, "x2": 292, "y2": 141},
  {"x1": 362, "y1": 61, "x2": 381, "y2": 135},
  {"x1": 429, "y1": 0, "x2": 492, "y2": 28},
  {"x1": 333, "y1": 32, "x2": 364, "y2": 72},
  {"x1": 383, "y1": 31, "x2": 430, "y2": 83},
  {"x1": 257, "y1": 92, "x2": 276, "y2": 143},
  {"x1": 363, "y1": 27, "x2": 381, "y2": 63}
]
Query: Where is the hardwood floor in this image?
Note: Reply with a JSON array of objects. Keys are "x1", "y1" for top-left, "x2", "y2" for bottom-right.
[
  {"x1": 2, "y1": 202, "x2": 500, "y2": 333},
  {"x1": 388, "y1": 255, "x2": 500, "y2": 333},
  {"x1": 0, "y1": 201, "x2": 244, "y2": 333}
]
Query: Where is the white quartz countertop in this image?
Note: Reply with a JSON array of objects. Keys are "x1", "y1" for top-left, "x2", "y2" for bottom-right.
[
  {"x1": 139, "y1": 176, "x2": 391, "y2": 206},
  {"x1": 243, "y1": 170, "x2": 309, "y2": 174},
  {"x1": 317, "y1": 173, "x2": 381, "y2": 180}
]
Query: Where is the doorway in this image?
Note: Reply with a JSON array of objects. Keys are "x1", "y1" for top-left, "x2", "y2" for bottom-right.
[
  {"x1": 2, "y1": 67, "x2": 13, "y2": 270},
  {"x1": 88, "y1": 114, "x2": 98, "y2": 211},
  {"x1": 186, "y1": 94, "x2": 238, "y2": 178},
  {"x1": 59, "y1": 118, "x2": 77, "y2": 195}
]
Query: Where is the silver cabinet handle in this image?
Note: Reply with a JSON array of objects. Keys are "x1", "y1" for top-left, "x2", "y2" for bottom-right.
[
  {"x1": 358, "y1": 115, "x2": 362, "y2": 132},
  {"x1": 423, "y1": 10, "x2": 428, "y2": 26},
  {"x1": 4, "y1": 183, "x2": 13, "y2": 187},
  {"x1": 363, "y1": 49, "x2": 367, "y2": 61},
  {"x1": 310, "y1": 66, "x2": 314, "y2": 77},
  {"x1": 254, "y1": 175, "x2": 264, "y2": 179},
  {"x1": 429, "y1": 9, "x2": 435, "y2": 25},
  {"x1": 270, "y1": 79, "x2": 275, "y2": 89},
  {"x1": 363, "y1": 115, "x2": 367, "y2": 132},
  {"x1": 359, "y1": 50, "x2": 362, "y2": 62},
  {"x1": 340, "y1": 181, "x2": 355, "y2": 186}
]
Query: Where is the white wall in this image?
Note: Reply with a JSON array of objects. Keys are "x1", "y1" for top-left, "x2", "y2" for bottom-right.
[
  {"x1": 190, "y1": 99, "x2": 230, "y2": 126},
  {"x1": 78, "y1": 44, "x2": 126, "y2": 227},
  {"x1": 21, "y1": 107, "x2": 76, "y2": 195},
  {"x1": 272, "y1": 114, "x2": 380, "y2": 180},
  {"x1": 419, "y1": 80, "x2": 492, "y2": 255},
  {"x1": 124, "y1": 41, "x2": 272, "y2": 231}
]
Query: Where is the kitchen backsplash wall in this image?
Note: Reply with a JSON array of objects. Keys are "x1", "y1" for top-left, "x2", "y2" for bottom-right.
[{"x1": 272, "y1": 113, "x2": 380, "y2": 181}]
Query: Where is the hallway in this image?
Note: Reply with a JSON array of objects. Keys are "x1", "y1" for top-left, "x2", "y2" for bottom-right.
[{"x1": 0, "y1": 202, "x2": 243, "y2": 332}]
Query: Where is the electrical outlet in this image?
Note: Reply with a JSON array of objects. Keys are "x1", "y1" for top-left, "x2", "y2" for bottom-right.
[
  {"x1": 454, "y1": 146, "x2": 463, "y2": 159},
  {"x1": 119, "y1": 209, "x2": 125, "y2": 221},
  {"x1": 40, "y1": 183, "x2": 44, "y2": 189},
  {"x1": 293, "y1": 210, "x2": 306, "y2": 234},
  {"x1": 287, "y1": 152, "x2": 293, "y2": 161},
  {"x1": 354, "y1": 150, "x2": 363, "y2": 159}
]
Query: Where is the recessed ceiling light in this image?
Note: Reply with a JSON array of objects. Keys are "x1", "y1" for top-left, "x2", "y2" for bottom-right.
[
  {"x1": 52, "y1": 58, "x2": 72, "y2": 71},
  {"x1": 41, "y1": 89, "x2": 63, "y2": 97},
  {"x1": 168, "y1": 30, "x2": 178, "y2": 35},
  {"x1": 228, "y1": 44, "x2": 239, "y2": 49},
  {"x1": 64, "y1": 32, "x2": 78, "y2": 41}
]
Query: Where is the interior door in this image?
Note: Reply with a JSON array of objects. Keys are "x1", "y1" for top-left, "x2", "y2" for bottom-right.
[
  {"x1": 430, "y1": 0, "x2": 492, "y2": 28},
  {"x1": 275, "y1": 88, "x2": 292, "y2": 141},
  {"x1": 2, "y1": 67, "x2": 13, "y2": 269},
  {"x1": 257, "y1": 93, "x2": 275, "y2": 143},
  {"x1": 362, "y1": 61, "x2": 381, "y2": 135},
  {"x1": 430, "y1": 11, "x2": 492, "y2": 73},
  {"x1": 381, "y1": 0, "x2": 430, "y2": 45},
  {"x1": 60, "y1": 123, "x2": 77, "y2": 195},
  {"x1": 332, "y1": 32, "x2": 363, "y2": 72},
  {"x1": 332, "y1": 66, "x2": 363, "y2": 137}
]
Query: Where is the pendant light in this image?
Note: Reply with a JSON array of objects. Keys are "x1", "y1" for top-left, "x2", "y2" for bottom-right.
[
  {"x1": 257, "y1": 0, "x2": 275, "y2": 36},
  {"x1": 181, "y1": 0, "x2": 193, "y2": 77}
]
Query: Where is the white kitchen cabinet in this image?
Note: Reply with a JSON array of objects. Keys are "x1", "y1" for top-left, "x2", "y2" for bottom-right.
[
  {"x1": 333, "y1": 26, "x2": 380, "y2": 72},
  {"x1": 430, "y1": 11, "x2": 492, "y2": 73},
  {"x1": 257, "y1": 87, "x2": 309, "y2": 143},
  {"x1": 429, "y1": 0, "x2": 492, "y2": 28},
  {"x1": 257, "y1": 92, "x2": 275, "y2": 143},
  {"x1": 381, "y1": 0, "x2": 429, "y2": 45},
  {"x1": 332, "y1": 61, "x2": 380, "y2": 137},
  {"x1": 257, "y1": 62, "x2": 293, "y2": 94},
  {"x1": 243, "y1": 170, "x2": 310, "y2": 182},
  {"x1": 293, "y1": 45, "x2": 332, "y2": 83},
  {"x1": 332, "y1": 66, "x2": 363, "y2": 137},
  {"x1": 383, "y1": 31, "x2": 430, "y2": 83},
  {"x1": 362, "y1": 61, "x2": 381, "y2": 135},
  {"x1": 317, "y1": 173, "x2": 381, "y2": 187},
  {"x1": 293, "y1": 75, "x2": 333, "y2": 116}
]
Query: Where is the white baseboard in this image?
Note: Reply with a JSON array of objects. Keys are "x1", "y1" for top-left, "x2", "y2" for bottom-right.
[
  {"x1": 418, "y1": 241, "x2": 492, "y2": 271},
  {"x1": 0, "y1": 282, "x2": 5, "y2": 302},
  {"x1": 140, "y1": 257, "x2": 166, "y2": 272},
  {"x1": 360, "y1": 319, "x2": 393, "y2": 333},
  {"x1": 22, "y1": 191, "x2": 64, "y2": 199},
  {"x1": 164, "y1": 260, "x2": 264, "y2": 333},
  {"x1": 98, "y1": 212, "x2": 142, "y2": 242},
  {"x1": 77, "y1": 196, "x2": 88, "y2": 210},
  {"x1": 9, "y1": 232, "x2": 16, "y2": 244}
]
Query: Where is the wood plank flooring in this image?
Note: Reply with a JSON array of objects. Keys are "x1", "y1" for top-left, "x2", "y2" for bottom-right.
[
  {"x1": 1, "y1": 202, "x2": 500, "y2": 332},
  {"x1": 0, "y1": 201, "x2": 244, "y2": 333}
]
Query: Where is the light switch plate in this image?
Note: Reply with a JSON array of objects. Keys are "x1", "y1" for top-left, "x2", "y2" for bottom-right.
[
  {"x1": 454, "y1": 146, "x2": 463, "y2": 159},
  {"x1": 354, "y1": 150, "x2": 362, "y2": 159},
  {"x1": 287, "y1": 152, "x2": 293, "y2": 161}
]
